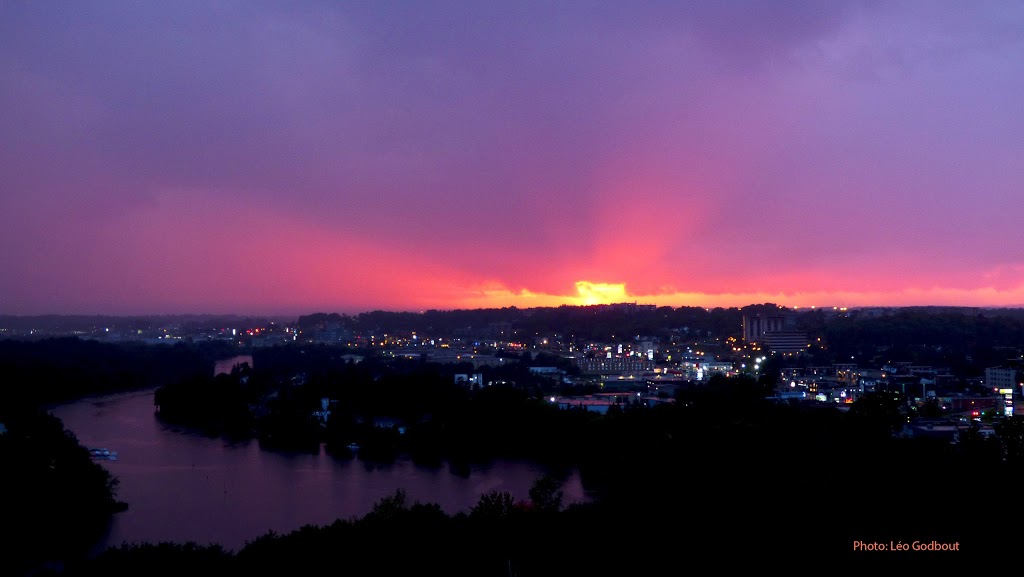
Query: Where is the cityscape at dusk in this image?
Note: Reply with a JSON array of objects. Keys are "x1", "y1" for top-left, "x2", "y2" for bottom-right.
[
  {"x1": 4, "y1": 1, "x2": 1024, "y2": 315},
  {"x1": 5, "y1": 3, "x2": 1024, "y2": 573}
]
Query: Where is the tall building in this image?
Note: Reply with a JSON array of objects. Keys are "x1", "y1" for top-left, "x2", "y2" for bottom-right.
[
  {"x1": 742, "y1": 315, "x2": 785, "y2": 343},
  {"x1": 742, "y1": 314, "x2": 807, "y2": 353}
]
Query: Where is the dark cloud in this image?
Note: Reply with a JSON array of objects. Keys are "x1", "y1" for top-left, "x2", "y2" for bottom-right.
[{"x1": 2, "y1": 0, "x2": 1023, "y2": 312}]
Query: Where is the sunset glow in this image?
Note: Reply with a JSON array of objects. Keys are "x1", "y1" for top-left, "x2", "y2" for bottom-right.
[
  {"x1": 456, "y1": 282, "x2": 1024, "y2": 313},
  {"x1": 2, "y1": 2, "x2": 1023, "y2": 315},
  {"x1": 572, "y1": 282, "x2": 629, "y2": 307}
]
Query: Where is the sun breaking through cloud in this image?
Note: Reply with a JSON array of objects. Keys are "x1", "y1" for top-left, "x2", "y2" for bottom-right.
[{"x1": 572, "y1": 282, "x2": 629, "y2": 306}]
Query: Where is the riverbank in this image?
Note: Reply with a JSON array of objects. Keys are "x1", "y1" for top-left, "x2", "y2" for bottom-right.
[{"x1": 50, "y1": 389, "x2": 591, "y2": 553}]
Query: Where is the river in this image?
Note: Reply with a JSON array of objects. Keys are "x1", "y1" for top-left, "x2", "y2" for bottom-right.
[{"x1": 51, "y1": 387, "x2": 589, "y2": 553}]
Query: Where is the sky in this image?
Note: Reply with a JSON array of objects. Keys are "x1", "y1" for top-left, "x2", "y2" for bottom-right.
[{"x1": 3, "y1": 0, "x2": 1024, "y2": 315}]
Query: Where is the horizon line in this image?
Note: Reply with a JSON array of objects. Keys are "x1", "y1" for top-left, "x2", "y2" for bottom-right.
[{"x1": 4, "y1": 302, "x2": 1024, "y2": 320}]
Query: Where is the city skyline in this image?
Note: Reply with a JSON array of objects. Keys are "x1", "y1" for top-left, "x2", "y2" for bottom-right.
[{"x1": 4, "y1": 1, "x2": 1023, "y2": 316}]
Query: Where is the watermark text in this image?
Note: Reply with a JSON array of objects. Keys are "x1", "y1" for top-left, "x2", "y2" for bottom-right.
[{"x1": 852, "y1": 540, "x2": 960, "y2": 552}]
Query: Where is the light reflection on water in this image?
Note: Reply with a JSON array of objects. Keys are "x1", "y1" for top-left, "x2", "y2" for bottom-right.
[{"x1": 52, "y1": 388, "x2": 590, "y2": 552}]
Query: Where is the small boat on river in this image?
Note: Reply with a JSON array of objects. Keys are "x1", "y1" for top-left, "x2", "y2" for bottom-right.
[{"x1": 89, "y1": 448, "x2": 118, "y2": 461}]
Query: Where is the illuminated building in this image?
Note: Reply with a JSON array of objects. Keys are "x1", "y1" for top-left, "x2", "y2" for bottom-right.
[
  {"x1": 742, "y1": 314, "x2": 807, "y2": 353},
  {"x1": 985, "y1": 366, "x2": 1018, "y2": 417}
]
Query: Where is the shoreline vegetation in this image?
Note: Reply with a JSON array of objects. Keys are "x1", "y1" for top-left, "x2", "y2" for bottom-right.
[{"x1": 0, "y1": 408, "x2": 126, "y2": 576}]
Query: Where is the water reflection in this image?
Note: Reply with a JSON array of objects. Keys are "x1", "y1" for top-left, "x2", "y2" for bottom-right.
[{"x1": 52, "y1": 388, "x2": 590, "y2": 552}]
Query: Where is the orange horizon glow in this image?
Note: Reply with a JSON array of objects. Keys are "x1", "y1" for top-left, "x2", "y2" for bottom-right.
[
  {"x1": 9, "y1": 184, "x2": 1024, "y2": 316},
  {"x1": 450, "y1": 279, "x2": 1024, "y2": 313}
]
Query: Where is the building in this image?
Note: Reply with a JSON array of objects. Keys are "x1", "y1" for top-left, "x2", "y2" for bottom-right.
[
  {"x1": 985, "y1": 366, "x2": 1019, "y2": 417},
  {"x1": 742, "y1": 315, "x2": 785, "y2": 343},
  {"x1": 742, "y1": 314, "x2": 807, "y2": 353},
  {"x1": 760, "y1": 331, "x2": 808, "y2": 354},
  {"x1": 575, "y1": 357, "x2": 655, "y2": 375},
  {"x1": 985, "y1": 366, "x2": 1018, "y2": 391}
]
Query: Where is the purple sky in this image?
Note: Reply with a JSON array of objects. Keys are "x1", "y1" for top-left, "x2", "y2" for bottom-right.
[{"x1": 3, "y1": 1, "x2": 1023, "y2": 315}]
